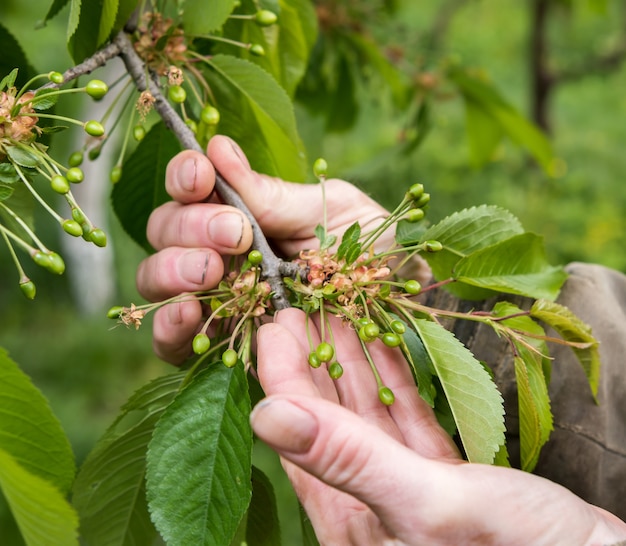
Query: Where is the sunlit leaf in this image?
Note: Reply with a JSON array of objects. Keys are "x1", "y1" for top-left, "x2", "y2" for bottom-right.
[
  {"x1": 146, "y1": 363, "x2": 253, "y2": 546},
  {"x1": 183, "y1": 0, "x2": 235, "y2": 35},
  {"x1": 0, "y1": 448, "x2": 79, "y2": 546},
  {"x1": 412, "y1": 319, "x2": 505, "y2": 464}
]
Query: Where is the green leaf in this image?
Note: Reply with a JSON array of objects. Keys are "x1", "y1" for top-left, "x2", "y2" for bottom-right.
[
  {"x1": 449, "y1": 67, "x2": 554, "y2": 173},
  {"x1": 454, "y1": 233, "x2": 568, "y2": 300},
  {"x1": 72, "y1": 371, "x2": 186, "y2": 546},
  {"x1": 0, "y1": 348, "x2": 75, "y2": 494},
  {"x1": 0, "y1": 68, "x2": 19, "y2": 91},
  {"x1": 0, "y1": 448, "x2": 79, "y2": 546},
  {"x1": 5, "y1": 146, "x2": 40, "y2": 168},
  {"x1": 32, "y1": 88, "x2": 59, "y2": 111},
  {"x1": 412, "y1": 320, "x2": 505, "y2": 464},
  {"x1": 146, "y1": 363, "x2": 253, "y2": 546},
  {"x1": 0, "y1": 184, "x2": 13, "y2": 201},
  {"x1": 112, "y1": 121, "x2": 179, "y2": 252},
  {"x1": 464, "y1": 97, "x2": 503, "y2": 168},
  {"x1": 395, "y1": 218, "x2": 428, "y2": 247},
  {"x1": 336, "y1": 221, "x2": 361, "y2": 260},
  {"x1": 418, "y1": 205, "x2": 524, "y2": 299},
  {"x1": 183, "y1": 0, "x2": 235, "y2": 35},
  {"x1": 67, "y1": 0, "x2": 119, "y2": 63},
  {"x1": 395, "y1": 317, "x2": 435, "y2": 406},
  {"x1": 97, "y1": 0, "x2": 119, "y2": 45},
  {"x1": 41, "y1": 0, "x2": 71, "y2": 27},
  {"x1": 530, "y1": 299, "x2": 600, "y2": 399},
  {"x1": 204, "y1": 55, "x2": 307, "y2": 181},
  {"x1": 493, "y1": 302, "x2": 552, "y2": 471},
  {"x1": 0, "y1": 25, "x2": 36, "y2": 88},
  {"x1": 0, "y1": 163, "x2": 20, "y2": 184},
  {"x1": 245, "y1": 466, "x2": 281, "y2": 546},
  {"x1": 299, "y1": 502, "x2": 319, "y2": 546}
]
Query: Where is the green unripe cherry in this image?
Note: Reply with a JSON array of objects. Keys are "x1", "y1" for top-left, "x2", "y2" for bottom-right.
[
  {"x1": 248, "y1": 250, "x2": 263, "y2": 266},
  {"x1": 50, "y1": 175, "x2": 70, "y2": 194},
  {"x1": 315, "y1": 342, "x2": 334, "y2": 363},
  {"x1": 328, "y1": 362, "x2": 343, "y2": 380},
  {"x1": 85, "y1": 79, "x2": 109, "y2": 100},
  {"x1": 68, "y1": 151, "x2": 84, "y2": 167},
  {"x1": 192, "y1": 333, "x2": 211, "y2": 355},
  {"x1": 107, "y1": 306, "x2": 124, "y2": 319},
  {"x1": 88, "y1": 228, "x2": 107, "y2": 248},
  {"x1": 19, "y1": 280, "x2": 36, "y2": 300},
  {"x1": 48, "y1": 71, "x2": 64, "y2": 84},
  {"x1": 382, "y1": 332, "x2": 402, "y2": 348},
  {"x1": 313, "y1": 158, "x2": 328, "y2": 178},
  {"x1": 88, "y1": 146, "x2": 101, "y2": 160},
  {"x1": 72, "y1": 208, "x2": 86, "y2": 224},
  {"x1": 249, "y1": 44, "x2": 265, "y2": 56},
  {"x1": 185, "y1": 119, "x2": 198, "y2": 134},
  {"x1": 168, "y1": 85, "x2": 187, "y2": 104},
  {"x1": 110, "y1": 166, "x2": 122, "y2": 184},
  {"x1": 414, "y1": 192, "x2": 431, "y2": 208},
  {"x1": 222, "y1": 349, "x2": 238, "y2": 368},
  {"x1": 133, "y1": 125, "x2": 146, "y2": 141},
  {"x1": 406, "y1": 208, "x2": 425, "y2": 222},
  {"x1": 378, "y1": 386, "x2": 395, "y2": 406},
  {"x1": 359, "y1": 322, "x2": 379, "y2": 342},
  {"x1": 255, "y1": 9, "x2": 278, "y2": 26},
  {"x1": 201, "y1": 105, "x2": 220, "y2": 125},
  {"x1": 407, "y1": 183, "x2": 424, "y2": 200},
  {"x1": 425, "y1": 240, "x2": 443, "y2": 252},
  {"x1": 33, "y1": 252, "x2": 65, "y2": 275},
  {"x1": 84, "y1": 120, "x2": 105, "y2": 137},
  {"x1": 390, "y1": 320, "x2": 406, "y2": 334},
  {"x1": 308, "y1": 352, "x2": 322, "y2": 368},
  {"x1": 403, "y1": 279, "x2": 422, "y2": 295},
  {"x1": 356, "y1": 317, "x2": 371, "y2": 329},
  {"x1": 66, "y1": 167, "x2": 84, "y2": 183},
  {"x1": 62, "y1": 219, "x2": 83, "y2": 237}
]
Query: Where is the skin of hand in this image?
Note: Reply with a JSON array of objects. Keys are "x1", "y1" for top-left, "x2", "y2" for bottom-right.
[
  {"x1": 136, "y1": 135, "x2": 406, "y2": 364},
  {"x1": 251, "y1": 308, "x2": 626, "y2": 546}
]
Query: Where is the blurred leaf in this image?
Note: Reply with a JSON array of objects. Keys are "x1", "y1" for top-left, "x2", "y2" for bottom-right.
[
  {"x1": 530, "y1": 299, "x2": 600, "y2": 399},
  {"x1": 73, "y1": 371, "x2": 185, "y2": 546},
  {"x1": 418, "y1": 205, "x2": 524, "y2": 299},
  {"x1": 464, "y1": 97, "x2": 503, "y2": 168},
  {"x1": 245, "y1": 466, "x2": 281, "y2": 546},
  {"x1": 0, "y1": 25, "x2": 36, "y2": 88},
  {"x1": 449, "y1": 67, "x2": 554, "y2": 172},
  {"x1": 113, "y1": 0, "x2": 140, "y2": 35},
  {"x1": 183, "y1": 0, "x2": 235, "y2": 35},
  {"x1": 0, "y1": 68, "x2": 18, "y2": 91},
  {"x1": 68, "y1": 0, "x2": 118, "y2": 63},
  {"x1": 204, "y1": 54, "x2": 307, "y2": 181},
  {"x1": 97, "y1": 0, "x2": 119, "y2": 45},
  {"x1": 299, "y1": 503, "x2": 319, "y2": 546},
  {"x1": 401, "y1": 99, "x2": 432, "y2": 155},
  {"x1": 0, "y1": 348, "x2": 75, "y2": 494},
  {"x1": 413, "y1": 319, "x2": 505, "y2": 464},
  {"x1": 146, "y1": 363, "x2": 253, "y2": 546},
  {"x1": 0, "y1": 163, "x2": 20, "y2": 184},
  {"x1": 41, "y1": 0, "x2": 71, "y2": 26},
  {"x1": 454, "y1": 233, "x2": 568, "y2": 300},
  {"x1": 0, "y1": 448, "x2": 79, "y2": 546},
  {"x1": 112, "y1": 121, "x2": 179, "y2": 252}
]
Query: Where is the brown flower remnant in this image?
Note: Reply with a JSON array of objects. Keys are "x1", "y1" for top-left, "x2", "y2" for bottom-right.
[
  {"x1": 225, "y1": 269, "x2": 272, "y2": 317},
  {"x1": 118, "y1": 304, "x2": 146, "y2": 330},
  {"x1": 134, "y1": 13, "x2": 188, "y2": 75},
  {"x1": 136, "y1": 90, "x2": 156, "y2": 120},
  {"x1": 0, "y1": 89, "x2": 40, "y2": 159},
  {"x1": 166, "y1": 66, "x2": 184, "y2": 87}
]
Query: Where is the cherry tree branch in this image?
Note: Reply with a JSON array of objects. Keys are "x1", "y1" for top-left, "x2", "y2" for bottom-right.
[{"x1": 112, "y1": 31, "x2": 299, "y2": 309}]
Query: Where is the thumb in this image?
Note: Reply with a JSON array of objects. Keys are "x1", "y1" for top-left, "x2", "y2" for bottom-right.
[
  {"x1": 207, "y1": 136, "x2": 325, "y2": 242},
  {"x1": 250, "y1": 393, "x2": 435, "y2": 534}
]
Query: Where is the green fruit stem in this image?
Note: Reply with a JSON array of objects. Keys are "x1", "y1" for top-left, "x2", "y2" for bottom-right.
[{"x1": 0, "y1": 200, "x2": 53, "y2": 252}]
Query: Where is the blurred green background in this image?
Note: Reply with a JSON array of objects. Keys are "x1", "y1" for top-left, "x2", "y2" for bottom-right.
[{"x1": 1, "y1": 0, "x2": 625, "y2": 543}]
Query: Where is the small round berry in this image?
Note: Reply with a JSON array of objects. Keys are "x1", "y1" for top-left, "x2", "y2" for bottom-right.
[
  {"x1": 356, "y1": 317, "x2": 371, "y2": 329},
  {"x1": 255, "y1": 9, "x2": 278, "y2": 26},
  {"x1": 308, "y1": 352, "x2": 322, "y2": 368},
  {"x1": 88, "y1": 146, "x2": 101, "y2": 160},
  {"x1": 48, "y1": 71, "x2": 64, "y2": 84},
  {"x1": 88, "y1": 228, "x2": 107, "y2": 248},
  {"x1": 415, "y1": 193, "x2": 431, "y2": 208},
  {"x1": 71, "y1": 208, "x2": 86, "y2": 224},
  {"x1": 407, "y1": 183, "x2": 424, "y2": 200},
  {"x1": 390, "y1": 320, "x2": 406, "y2": 334},
  {"x1": 249, "y1": 44, "x2": 265, "y2": 56},
  {"x1": 222, "y1": 349, "x2": 238, "y2": 368},
  {"x1": 106, "y1": 306, "x2": 124, "y2": 319},
  {"x1": 248, "y1": 250, "x2": 263, "y2": 266},
  {"x1": 382, "y1": 332, "x2": 402, "y2": 348},
  {"x1": 68, "y1": 151, "x2": 84, "y2": 167},
  {"x1": 406, "y1": 208, "x2": 425, "y2": 222},
  {"x1": 328, "y1": 362, "x2": 343, "y2": 379},
  {"x1": 62, "y1": 219, "x2": 83, "y2": 237},
  {"x1": 66, "y1": 167, "x2": 84, "y2": 183},
  {"x1": 44, "y1": 252, "x2": 65, "y2": 275},
  {"x1": 84, "y1": 120, "x2": 105, "y2": 137},
  {"x1": 403, "y1": 279, "x2": 422, "y2": 295},
  {"x1": 50, "y1": 175, "x2": 70, "y2": 194},
  {"x1": 192, "y1": 333, "x2": 211, "y2": 355},
  {"x1": 168, "y1": 85, "x2": 187, "y2": 104},
  {"x1": 85, "y1": 79, "x2": 108, "y2": 100},
  {"x1": 425, "y1": 240, "x2": 443, "y2": 252},
  {"x1": 133, "y1": 125, "x2": 146, "y2": 142},
  {"x1": 19, "y1": 280, "x2": 36, "y2": 300},
  {"x1": 201, "y1": 105, "x2": 220, "y2": 125},
  {"x1": 313, "y1": 158, "x2": 328, "y2": 178},
  {"x1": 378, "y1": 386, "x2": 395, "y2": 406},
  {"x1": 363, "y1": 322, "x2": 380, "y2": 340},
  {"x1": 315, "y1": 342, "x2": 334, "y2": 363},
  {"x1": 185, "y1": 119, "x2": 198, "y2": 134},
  {"x1": 110, "y1": 166, "x2": 122, "y2": 184}
]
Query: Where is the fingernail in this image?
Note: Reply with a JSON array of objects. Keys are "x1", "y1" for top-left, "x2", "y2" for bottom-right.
[
  {"x1": 177, "y1": 157, "x2": 197, "y2": 192},
  {"x1": 251, "y1": 398, "x2": 318, "y2": 454},
  {"x1": 226, "y1": 137, "x2": 250, "y2": 168},
  {"x1": 208, "y1": 211, "x2": 244, "y2": 249},
  {"x1": 167, "y1": 301, "x2": 183, "y2": 325},
  {"x1": 179, "y1": 250, "x2": 211, "y2": 285}
]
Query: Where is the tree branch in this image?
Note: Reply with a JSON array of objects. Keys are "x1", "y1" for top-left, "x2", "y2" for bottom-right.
[{"x1": 112, "y1": 31, "x2": 298, "y2": 309}]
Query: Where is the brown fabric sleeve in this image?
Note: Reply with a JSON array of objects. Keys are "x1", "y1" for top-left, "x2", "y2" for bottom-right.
[{"x1": 422, "y1": 262, "x2": 626, "y2": 520}]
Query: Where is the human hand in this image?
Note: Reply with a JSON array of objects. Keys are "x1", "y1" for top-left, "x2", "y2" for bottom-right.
[
  {"x1": 251, "y1": 309, "x2": 626, "y2": 546},
  {"x1": 136, "y1": 135, "x2": 422, "y2": 364}
]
